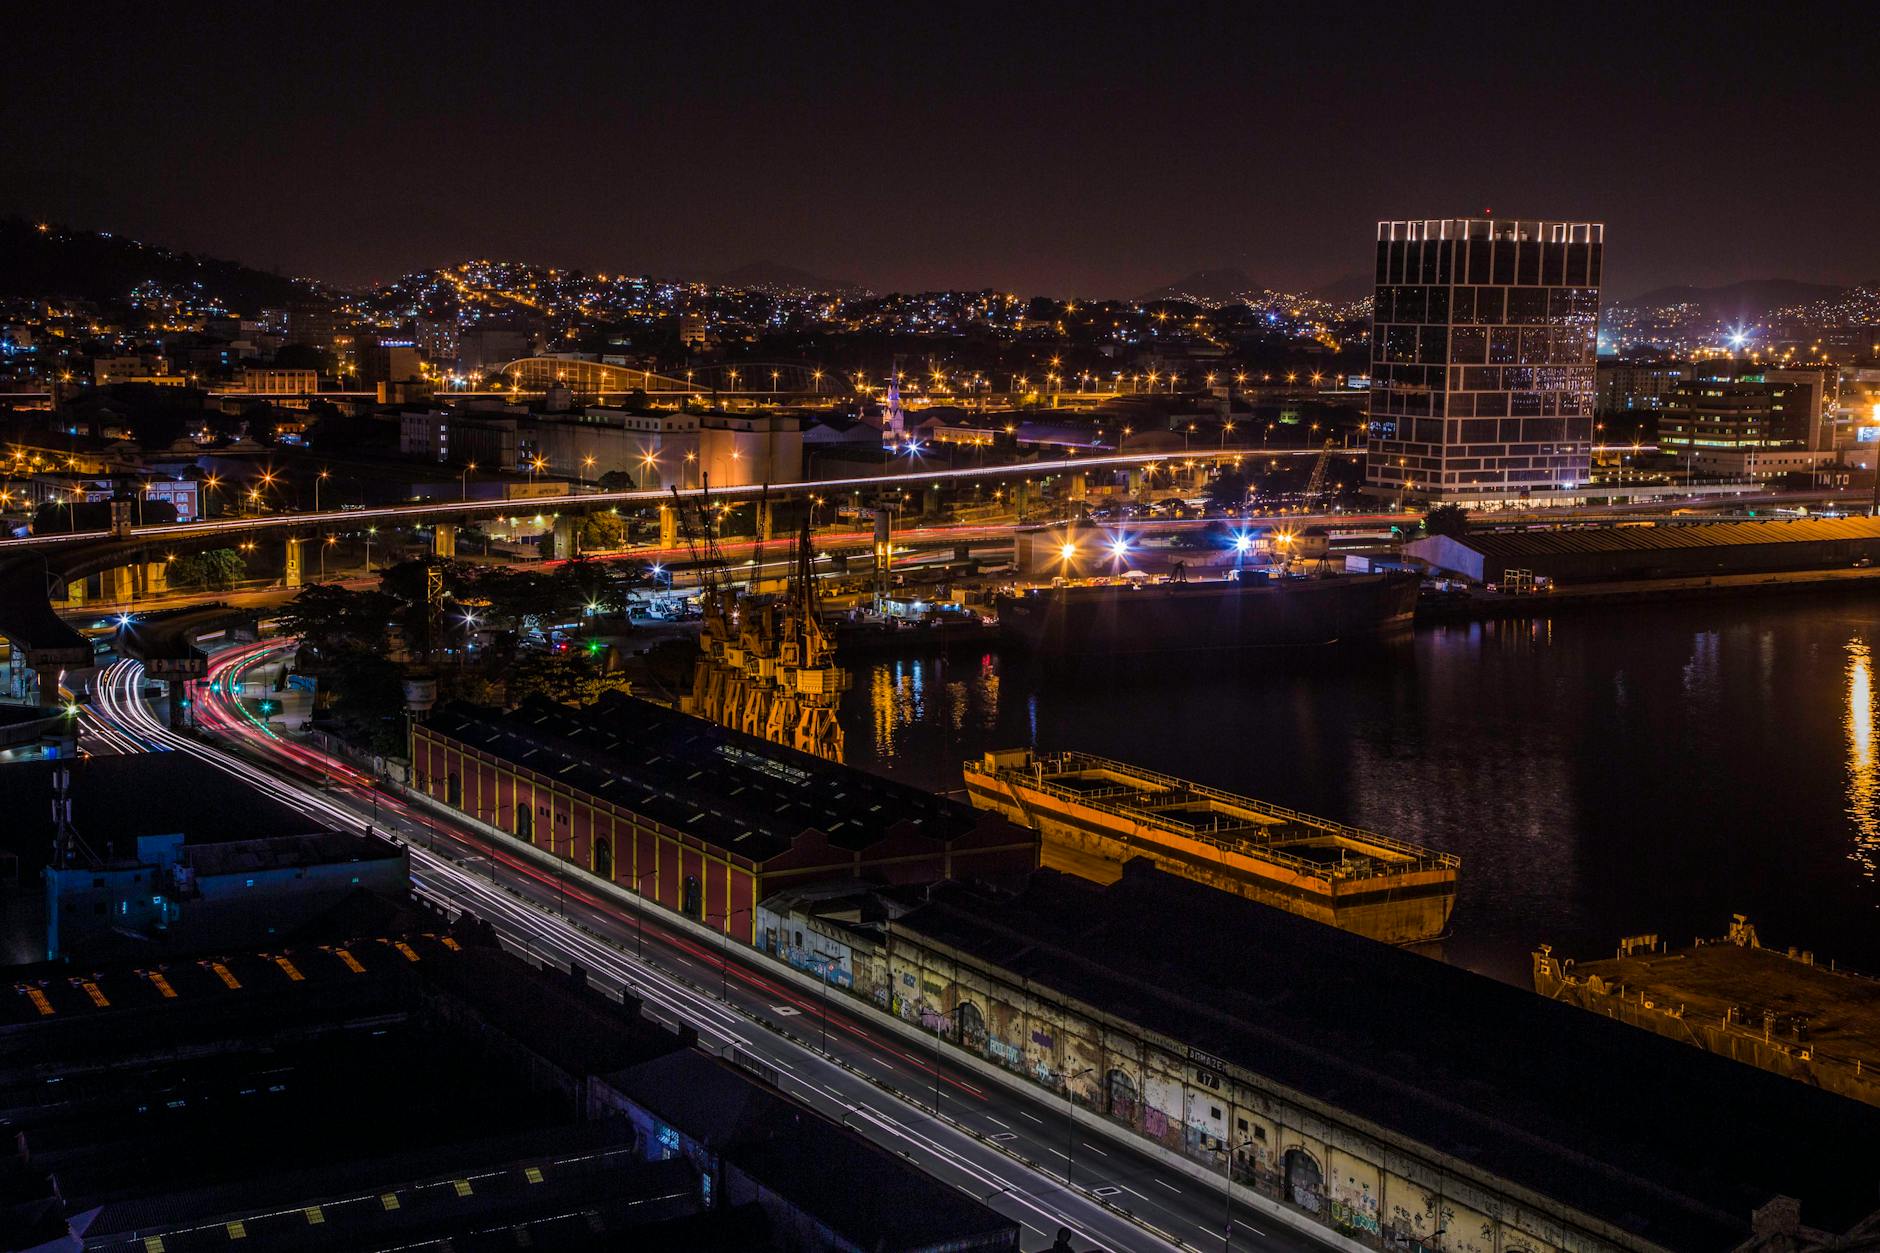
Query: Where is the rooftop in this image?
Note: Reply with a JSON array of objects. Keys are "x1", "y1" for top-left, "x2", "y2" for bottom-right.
[
  {"x1": 897, "y1": 863, "x2": 1880, "y2": 1252},
  {"x1": 183, "y1": 830, "x2": 402, "y2": 877},
  {"x1": 424, "y1": 693, "x2": 978, "y2": 861},
  {"x1": 0, "y1": 753, "x2": 329, "y2": 870}
]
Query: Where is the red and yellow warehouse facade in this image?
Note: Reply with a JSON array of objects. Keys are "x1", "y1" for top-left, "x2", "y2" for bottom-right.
[{"x1": 410, "y1": 702, "x2": 1038, "y2": 945}]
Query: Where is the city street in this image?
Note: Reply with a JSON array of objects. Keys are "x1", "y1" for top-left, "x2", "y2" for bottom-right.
[{"x1": 85, "y1": 646, "x2": 1333, "y2": 1253}]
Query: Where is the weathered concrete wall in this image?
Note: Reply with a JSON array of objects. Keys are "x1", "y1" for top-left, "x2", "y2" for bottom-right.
[{"x1": 784, "y1": 913, "x2": 1637, "y2": 1253}]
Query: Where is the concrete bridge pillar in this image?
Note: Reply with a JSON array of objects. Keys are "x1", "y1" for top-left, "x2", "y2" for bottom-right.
[
  {"x1": 432, "y1": 523, "x2": 458, "y2": 560},
  {"x1": 284, "y1": 537, "x2": 304, "y2": 589},
  {"x1": 658, "y1": 504, "x2": 678, "y2": 551},
  {"x1": 145, "y1": 560, "x2": 168, "y2": 594},
  {"x1": 923, "y1": 482, "x2": 942, "y2": 518},
  {"x1": 1013, "y1": 481, "x2": 1030, "y2": 519},
  {"x1": 107, "y1": 566, "x2": 134, "y2": 605},
  {"x1": 1069, "y1": 471, "x2": 1088, "y2": 501},
  {"x1": 872, "y1": 507, "x2": 895, "y2": 602},
  {"x1": 757, "y1": 500, "x2": 775, "y2": 544},
  {"x1": 551, "y1": 515, "x2": 580, "y2": 560},
  {"x1": 1128, "y1": 467, "x2": 1146, "y2": 496}
]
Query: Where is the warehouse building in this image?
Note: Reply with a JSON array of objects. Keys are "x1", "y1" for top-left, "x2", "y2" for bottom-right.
[
  {"x1": 1406, "y1": 515, "x2": 1880, "y2": 585},
  {"x1": 411, "y1": 694, "x2": 1038, "y2": 942},
  {"x1": 759, "y1": 861, "x2": 1880, "y2": 1253}
]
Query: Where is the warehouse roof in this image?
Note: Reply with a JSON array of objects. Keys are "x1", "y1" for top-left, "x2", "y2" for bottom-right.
[
  {"x1": 900, "y1": 863, "x2": 1880, "y2": 1253},
  {"x1": 1437, "y1": 515, "x2": 1880, "y2": 559},
  {"x1": 424, "y1": 693, "x2": 978, "y2": 862}
]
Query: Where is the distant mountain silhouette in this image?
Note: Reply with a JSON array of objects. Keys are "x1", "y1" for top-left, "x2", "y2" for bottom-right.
[
  {"x1": 1310, "y1": 273, "x2": 1374, "y2": 304},
  {"x1": 0, "y1": 217, "x2": 314, "y2": 312},
  {"x1": 1136, "y1": 268, "x2": 1265, "y2": 305},
  {"x1": 711, "y1": 261, "x2": 860, "y2": 292},
  {"x1": 1613, "y1": 278, "x2": 1846, "y2": 316}
]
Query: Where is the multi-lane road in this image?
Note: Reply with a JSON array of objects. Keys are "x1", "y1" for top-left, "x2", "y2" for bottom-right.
[{"x1": 83, "y1": 645, "x2": 1331, "y2": 1253}]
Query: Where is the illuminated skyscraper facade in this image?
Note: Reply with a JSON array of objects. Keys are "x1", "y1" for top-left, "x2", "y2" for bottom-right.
[{"x1": 1364, "y1": 218, "x2": 1603, "y2": 501}]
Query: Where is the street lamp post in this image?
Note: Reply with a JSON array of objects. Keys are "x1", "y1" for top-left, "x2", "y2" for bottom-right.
[
  {"x1": 633, "y1": 866, "x2": 658, "y2": 959},
  {"x1": 315, "y1": 468, "x2": 329, "y2": 513},
  {"x1": 1220, "y1": 1136, "x2": 1255, "y2": 1251},
  {"x1": 364, "y1": 527, "x2": 376, "y2": 574},
  {"x1": 818, "y1": 954, "x2": 837, "y2": 1054},
  {"x1": 460, "y1": 461, "x2": 476, "y2": 501}
]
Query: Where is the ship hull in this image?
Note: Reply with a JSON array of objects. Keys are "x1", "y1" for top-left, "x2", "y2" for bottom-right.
[{"x1": 996, "y1": 572, "x2": 1419, "y2": 655}]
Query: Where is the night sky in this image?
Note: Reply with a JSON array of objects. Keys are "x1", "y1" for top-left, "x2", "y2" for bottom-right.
[{"x1": 12, "y1": 3, "x2": 1879, "y2": 300}]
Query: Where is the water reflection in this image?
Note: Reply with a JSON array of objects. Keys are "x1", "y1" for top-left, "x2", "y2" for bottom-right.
[
  {"x1": 1848, "y1": 640, "x2": 1878, "y2": 877},
  {"x1": 842, "y1": 601, "x2": 1880, "y2": 978},
  {"x1": 861, "y1": 655, "x2": 1006, "y2": 761}
]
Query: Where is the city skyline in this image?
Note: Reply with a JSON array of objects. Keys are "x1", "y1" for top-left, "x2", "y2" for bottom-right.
[{"x1": 12, "y1": 5, "x2": 1880, "y2": 298}]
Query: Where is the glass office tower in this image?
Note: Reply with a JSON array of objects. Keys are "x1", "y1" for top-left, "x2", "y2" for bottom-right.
[{"x1": 1364, "y1": 219, "x2": 1603, "y2": 502}]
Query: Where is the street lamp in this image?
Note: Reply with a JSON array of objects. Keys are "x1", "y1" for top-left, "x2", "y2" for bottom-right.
[
  {"x1": 817, "y1": 952, "x2": 840, "y2": 1054},
  {"x1": 315, "y1": 468, "x2": 329, "y2": 513},
  {"x1": 461, "y1": 461, "x2": 476, "y2": 501},
  {"x1": 364, "y1": 526, "x2": 376, "y2": 573},
  {"x1": 1219, "y1": 1136, "x2": 1256, "y2": 1252}
]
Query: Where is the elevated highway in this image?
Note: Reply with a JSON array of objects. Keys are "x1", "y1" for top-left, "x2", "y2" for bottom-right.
[{"x1": 0, "y1": 452, "x2": 1247, "y2": 553}]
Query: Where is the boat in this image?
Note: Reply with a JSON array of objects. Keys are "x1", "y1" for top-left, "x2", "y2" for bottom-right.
[
  {"x1": 1533, "y1": 917, "x2": 1880, "y2": 1108},
  {"x1": 994, "y1": 570, "x2": 1419, "y2": 655},
  {"x1": 965, "y1": 748, "x2": 1458, "y2": 944}
]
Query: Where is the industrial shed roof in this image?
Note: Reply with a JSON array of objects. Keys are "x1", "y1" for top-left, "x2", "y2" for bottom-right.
[
  {"x1": 1443, "y1": 515, "x2": 1880, "y2": 558},
  {"x1": 424, "y1": 693, "x2": 978, "y2": 862}
]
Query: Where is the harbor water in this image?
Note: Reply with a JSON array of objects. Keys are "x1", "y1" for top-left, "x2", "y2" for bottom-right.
[{"x1": 839, "y1": 593, "x2": 1880, "y2": 985}]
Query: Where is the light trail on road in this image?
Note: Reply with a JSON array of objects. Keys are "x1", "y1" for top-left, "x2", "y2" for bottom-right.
[
  {"x1": 94, "y1": 643, "x2": 1323, "y2": 1252},
  {"x1": 0, "y1": 451, "x2": 1275, "y2": 552}
]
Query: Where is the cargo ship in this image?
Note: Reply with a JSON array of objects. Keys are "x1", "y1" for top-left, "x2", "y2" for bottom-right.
[
  {"x1": 1533, "y1": 917, "x2": 1880, "y2": 1108},
  {"x1": 964, "y1": 748, "x2": 1459, "y2": 944},
  {"x1": 995, "y1": 571, "x2": 1419, "y2": 655}
]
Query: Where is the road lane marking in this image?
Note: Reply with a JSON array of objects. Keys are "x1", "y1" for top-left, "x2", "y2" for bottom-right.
[{"x1": 1155, "y1": 1178, "x2": 1182, "y2": 1193}]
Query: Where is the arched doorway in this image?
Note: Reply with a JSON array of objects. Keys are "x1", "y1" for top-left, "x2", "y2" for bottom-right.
[
  {"x1": 1283, "y1": 1148, "x2": 1323, "y2": 1213},
  {"x1": 1106, "y1": 1069, "x2": 1138, "y2": 1125},
  {"x1": 956, "y1": 1000, "x2": 986, "y2": 1048},
  {"x1": 593, "y1": 836, "x2": 613, "y2": 881},
  {"x1": 517, "y1": 805, "x2": 533, "y2": 842}
]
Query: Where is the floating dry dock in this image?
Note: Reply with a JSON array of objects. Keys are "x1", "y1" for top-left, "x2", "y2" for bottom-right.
[
  {"x1": 963, "y1": 749, "x2": 1458, "y2": 944},
  {"x1": 1534, "y1": 916, "x2": 1880, "y2": 1108}
]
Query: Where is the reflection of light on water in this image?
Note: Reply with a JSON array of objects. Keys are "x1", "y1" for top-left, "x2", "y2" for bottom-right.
[
  {"x1": 863, "y1": 656, "x2": 1004, "y2": 762},
  {"x1": 1848, "y1": 639, "x2": 1879, "y2": 878}
]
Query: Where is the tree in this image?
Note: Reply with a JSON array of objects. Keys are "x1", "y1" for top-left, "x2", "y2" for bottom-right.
[
  {"x1": 549, "y1": 555, "x2": 620, "y2": 617},
  {"x1": 316, "y1": 648, "x2": 408, "y2": 753},
  {"x1": 578, "y1": 510, "x2": 627, "y2": 550},
  {"x1": 596, "y1": 470, "x2": 636, "y2": 492},
  {"x1": 167, "y1": 548, "x2": 246, "y2": 591},
  {"x1": 1204, "y1": 468, "x2": 1249, "y2": 511},
  {"x1": 276, "y1": 583, "x2": 397, "y2": 654},
  {"x1": 1423, "y1": 504, "x2": 1470, "y2": 538},
  {"x1": 506, "y1": 650, "x2": 631, "y2": 708}
]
